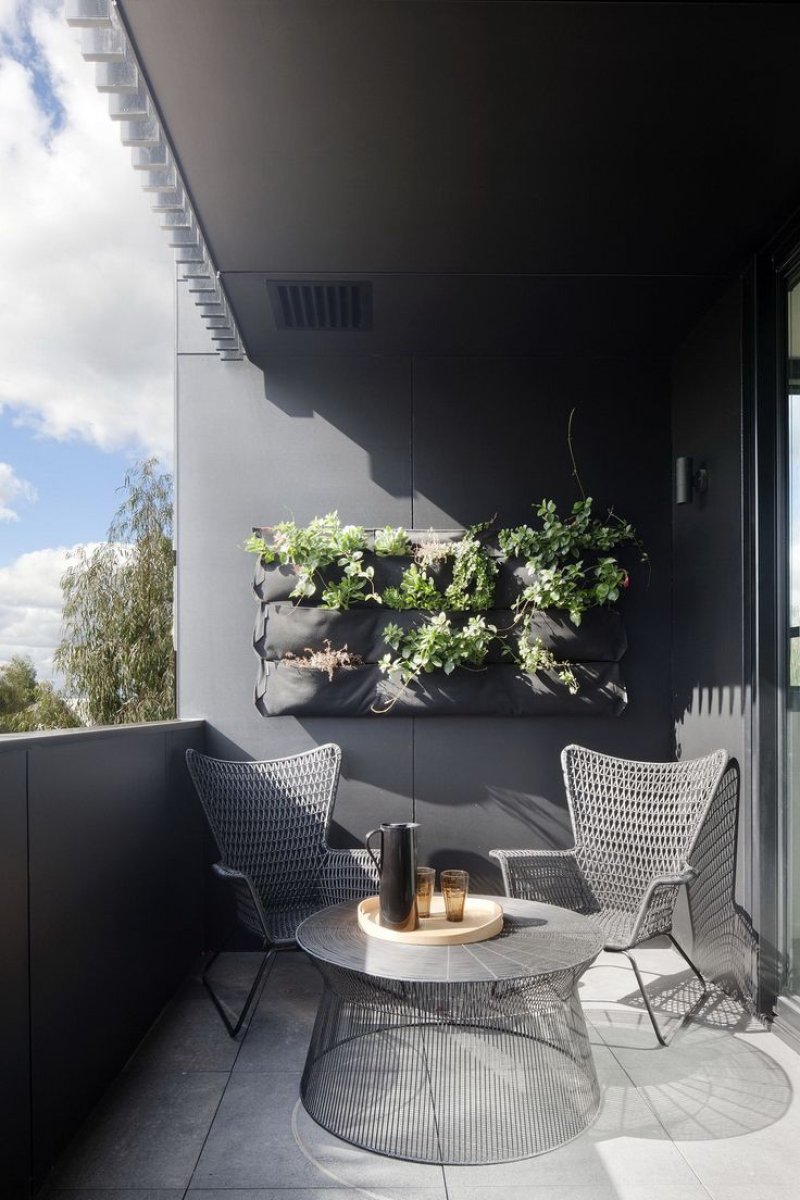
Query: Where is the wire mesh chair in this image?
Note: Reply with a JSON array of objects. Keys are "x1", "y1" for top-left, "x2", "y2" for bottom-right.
[
  {"x1": 186, "y1": 743, "x2": 379, "y2": 1036},
  {"x1": 490, "y1": 744, "x2": 729, "y2": 1045}
]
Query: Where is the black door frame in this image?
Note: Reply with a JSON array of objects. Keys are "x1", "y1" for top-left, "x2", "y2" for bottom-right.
[{"x1": 748, "y1": 219, "x2": 800, "y2": 1018}]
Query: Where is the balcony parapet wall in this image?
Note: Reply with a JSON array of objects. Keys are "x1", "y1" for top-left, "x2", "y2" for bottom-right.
[{"x1": 0, "y1": 719, "x2": 206, "y2": 1198}]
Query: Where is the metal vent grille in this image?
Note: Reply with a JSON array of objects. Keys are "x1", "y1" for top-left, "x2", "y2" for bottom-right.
[{"x1": 267, "y1": 281, "x2": 372, "y2": 331}]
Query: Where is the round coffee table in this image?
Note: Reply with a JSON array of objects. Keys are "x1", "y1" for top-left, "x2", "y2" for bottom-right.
[{"x1": 296, "y1": 896, "x2": 603, "y2": 1164}]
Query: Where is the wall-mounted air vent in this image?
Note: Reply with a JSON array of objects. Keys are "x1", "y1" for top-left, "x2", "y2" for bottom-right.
[{"x1": 267, "y1": 281, "x2": 372, "y2": 331}]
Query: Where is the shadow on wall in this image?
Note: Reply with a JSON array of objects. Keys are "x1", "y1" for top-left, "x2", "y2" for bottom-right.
[
  {"x1": 260, "y1": 355, "x2": 669, "y2": 529},
  {"x1": 485, "y1": 785, "x2": 573, "y2": 848},
  {"x1": 261, "y1": 362, "x2": 411, "y2": 500},
  {"x1": 674, "y1": 682, "x2": 748, "y2": 727}
]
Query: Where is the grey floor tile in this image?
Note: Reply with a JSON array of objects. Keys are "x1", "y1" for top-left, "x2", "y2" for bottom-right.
[
  {"x1": 191, "y1": 1072, "x2": 444, "y2": 1190},
  {"x1": 236, "y1": 952, "x2": 321, "y2": 1073},
  {"x1": 673, "y1": 1130, "x2": 800, "y2": 1196},
  {"x1": 444, "y1": 1064, "x2": 706, "y2": 1191},
  {"x1": 446, "y1": 1187, "x2": 712, "y2": 1200},
  {"x1": 131, "y1": 977, "x2": 243, "y2": 1074},
  {"x1": 46, "y1": 1192, "x2": 184, "y2": 1200},
  {"x1": 50, "y1": 1070, "x2": 228, "y2": 1189},
  {"x1": 606, "y1": 1023, "x2": 793, "y2": 1142},
  {"x1": 255, "y1": 948, "x2": 321, "y2": 1000},
  {"x1": 188, "y1": 1191, "x2": 446, "y2": 1199},
  {"x1": 701, "y1": 1190, "x2": 800, "y2": 1200}
]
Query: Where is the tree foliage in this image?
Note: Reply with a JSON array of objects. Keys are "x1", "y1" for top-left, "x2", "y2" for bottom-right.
[
  {"x1": 0, "y1": 654, "x2": 80, "y2": 732},
  {"x1": 54, "y1": 459, "x2": 175, "y2": 725}
]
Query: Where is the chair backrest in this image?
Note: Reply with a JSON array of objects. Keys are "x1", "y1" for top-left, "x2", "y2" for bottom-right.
[
  {"x1": 561, "y1": 744, "x2": 728, "y2": 915},
  {"x1": 186, "y1": 743, "x2": 341, "y2": 911}
]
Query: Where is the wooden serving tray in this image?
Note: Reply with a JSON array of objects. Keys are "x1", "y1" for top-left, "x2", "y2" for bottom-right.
[{"x1": 357, "y1": 895, "x2": 504, "y2": 945}]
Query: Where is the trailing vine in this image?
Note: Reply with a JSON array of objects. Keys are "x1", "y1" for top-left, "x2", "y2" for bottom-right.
[
  {"x1": 498, "y1": 496, "x2": 647, "y2": 627},
  {"x1": 375, "y1": 613, "x2": 498, "y2": 711},
  {"x1": 510, "y1": 618, "x2": 579, "y2": 694}
]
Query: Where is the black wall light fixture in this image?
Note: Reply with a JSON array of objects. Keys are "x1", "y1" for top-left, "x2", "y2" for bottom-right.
[{"x1": 675, "y1": 456, "x2": 708, "y2": 505}]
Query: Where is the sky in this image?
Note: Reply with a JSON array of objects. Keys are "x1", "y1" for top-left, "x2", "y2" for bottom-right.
[{"x1": 0, "y1": 0, "x2": 173, "y2": 680}]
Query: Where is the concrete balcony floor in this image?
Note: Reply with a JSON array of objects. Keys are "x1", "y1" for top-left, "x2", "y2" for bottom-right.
[{"x1": 43, "y1": 940, "x2": 800, "y2": 1200}]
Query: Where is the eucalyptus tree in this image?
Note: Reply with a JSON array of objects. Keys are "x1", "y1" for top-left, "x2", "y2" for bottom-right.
[{"x1": 55, "y1": 459, "x2": 175, "y2": 725}]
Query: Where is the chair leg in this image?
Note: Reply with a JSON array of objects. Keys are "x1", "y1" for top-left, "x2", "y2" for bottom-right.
[
  {"x1": 202, "y1": 945, "x2": 275, "y2": 1038},
  {"x1": 614, "y1": 938, "x2": 710, "y2": 1048},
  {"x1": 617, "y1": 948, "x2": 670, "y2": 1046},
  {"x1": 668, "y1": 932, "x2": 708, "y2": 992}
]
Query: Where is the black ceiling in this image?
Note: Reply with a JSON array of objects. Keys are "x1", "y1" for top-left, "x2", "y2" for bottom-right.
[{"x1": 120, "y1": 0, "x2": 800, "y2": 362}]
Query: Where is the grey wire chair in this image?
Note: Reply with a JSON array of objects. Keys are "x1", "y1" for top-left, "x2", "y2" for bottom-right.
[
  {"x1": 186, "y1": 743, "x2": 379, "y2": 1036},
  {"x1": 490, "y1": 744, "x2": 729, "y2": 1045}
]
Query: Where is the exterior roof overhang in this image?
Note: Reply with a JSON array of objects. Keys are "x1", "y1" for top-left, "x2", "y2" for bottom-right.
[{"x1": 73, "y1": 1, "x2": 800, "y2": 364}]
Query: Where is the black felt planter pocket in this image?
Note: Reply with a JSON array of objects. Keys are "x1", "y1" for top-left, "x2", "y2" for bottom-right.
[
  {"x1": 256, "y1": 603, "x2": 627, "y2": 665},
  {"x1": 257, "y1": 664, "x2": 385, "y2": 717},
  {"x1": 493, "y1": 556, "x2": 530, "y2": 607},
  {"x1": 259, "y1": 661, "x2": 627, "y2": 717},
  {"x1": 253, "y1": 553, "x2": 454, "y2": 605},
  {"x1": 253, "y1": 559, "x2": 311, "y2": 604},
  {"x1": 375, "y1": 664, "x2": 626, "y2": 717},
  {"x1": 524, "y1": 608, "x2": 627, "y2": 662},
  {"x1": 260, "y1": 605, "x2": 420, "y2": 662},
  {"x1": 260, "y1": 605, "x2": 517, "y2": 664}
]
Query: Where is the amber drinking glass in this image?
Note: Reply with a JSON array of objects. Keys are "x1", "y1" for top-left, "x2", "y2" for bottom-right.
[
  {"x1": 440, "y1": 869, "x2": 469, "y2": 922},
  {"x1": 415, "y1": 866, "x2": 436, "y2": 917}
]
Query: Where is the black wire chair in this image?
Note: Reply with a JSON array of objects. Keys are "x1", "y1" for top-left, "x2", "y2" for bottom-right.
[
  {"x1": 491, "y1": 744, "x2": 729, "y2": 1045},
  {"x1": 186, "y1": 743, "x2": 379, "y2": 1036}
]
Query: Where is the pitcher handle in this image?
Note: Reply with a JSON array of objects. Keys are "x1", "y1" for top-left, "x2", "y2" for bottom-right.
[{"x1": 364, "y1": 828, "x2": 382, "y2": 875}]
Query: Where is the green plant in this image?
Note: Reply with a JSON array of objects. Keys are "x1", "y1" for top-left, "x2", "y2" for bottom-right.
[
  {"x1": 320, "y1": 550, "x2": 378, "y2": 610},
  {"x1": 511, "y1": 622, "x2": 579, "y2": 694},
  {"x1": 382, "y1": 563, "x2": 445, "y2": 611},
  {"x1": 519, "y1": 557, "x2": 628, "y2": 626},
  {"x1": 245, "y1": 512, "x2": 370, "y2": 602},
  {"x1": 376, "y1": 613, "x2": 498, "y2": 710},
  {"x1": 497, "y1": 496, "x2": 645, "y2": 626},
  {"x1": 444, "y1": 524, "x2": 498, "y2": 611},
  {"x1": 374, "y1": 526, "x2": 412, "y2": 556},
  {"x1": 498, "y1": 497, "x2": 644, "y2": 566}
]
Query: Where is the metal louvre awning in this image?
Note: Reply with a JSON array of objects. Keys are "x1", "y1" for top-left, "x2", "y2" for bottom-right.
[{"x1": 65, "y1": 0, "x2": 245, "y2": 361}]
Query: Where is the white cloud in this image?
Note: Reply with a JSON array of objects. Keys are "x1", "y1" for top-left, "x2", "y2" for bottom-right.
[
  {"x1": 0, "y1": 2, "x2": 174, "y2": 460},
  {"x1": 0, "y1": 460, "x2": 37, "y2": 520},
  {"x1": 0, "y1": 0, "x2": 26, "y2": 38},
  {"x1": 0, "y1": 542, "x2": 99, "y2": 679}
]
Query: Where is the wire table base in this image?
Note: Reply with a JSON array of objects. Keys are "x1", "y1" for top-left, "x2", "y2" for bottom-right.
[{"x1": 298, "y1": 899, "x2": 603, "y2": 1164}]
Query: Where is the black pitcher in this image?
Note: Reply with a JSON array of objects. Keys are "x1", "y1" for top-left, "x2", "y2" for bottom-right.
[{"x1": 365, "y1": 822, "x2": 419, "y2": 932}]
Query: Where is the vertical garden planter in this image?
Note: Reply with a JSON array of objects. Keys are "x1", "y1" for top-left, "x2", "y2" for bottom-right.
[{"x1": 250, "y1": 525, "x2": 630, "y2": 718}]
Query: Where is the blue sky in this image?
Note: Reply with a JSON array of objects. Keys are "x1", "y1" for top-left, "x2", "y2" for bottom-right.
[
  {"x1": 0, "y1": 410, "x2": 134, "y2": 561},
  {"x1": 0, "y1": 0, "x2": 174, "y2": 680}
]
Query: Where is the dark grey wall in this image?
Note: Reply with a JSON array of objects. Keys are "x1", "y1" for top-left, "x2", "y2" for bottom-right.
[
  {"x1": 671, "y1": 281, "x2": 757, "y2": 994},
  {"x1": 177, "y1": 284, "x2": 673, "y2": 886},
  {"x1": 672, "y1": 283, "x2": 747, "y2": 821},
  {"x1": 0, "y1": 721, "x2": 205, "y2": 1196}
]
